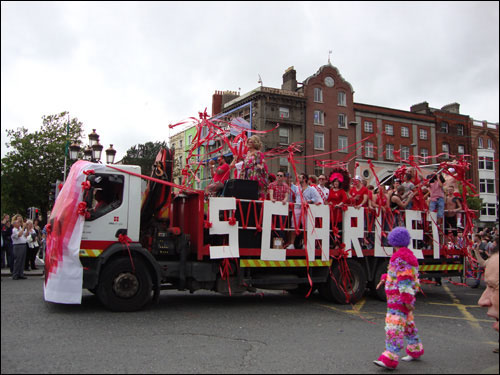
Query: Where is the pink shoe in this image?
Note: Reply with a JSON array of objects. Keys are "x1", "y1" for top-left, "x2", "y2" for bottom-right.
[{"x1": 373, "y1": 360, "x2": 395, "y2": 370}]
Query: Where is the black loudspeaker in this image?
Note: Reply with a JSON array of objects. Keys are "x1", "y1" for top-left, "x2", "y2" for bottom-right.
[
  {"x1": 235, "y1": 201, "x2": 262, "y2": 249},
  {"x1": 222, "y1": 179, "x2": 259, "y2": 200},
  {"x1": 221, "y1": 179, "x2": 261, "y2": 248}
]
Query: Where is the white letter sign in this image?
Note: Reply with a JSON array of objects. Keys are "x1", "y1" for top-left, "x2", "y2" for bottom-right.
[
  {"x1": 343, "y1": 206, "x2": 365, "y2": 257},
  {"x1": 307, "y1": 204, "x2": 330, "y2": 261},
  {"x1": 209, "y1": 197, "x2": 239, "y2": 259},
  {"x1": 261, "y1": 200, "x2": 288, "y2": 261}
]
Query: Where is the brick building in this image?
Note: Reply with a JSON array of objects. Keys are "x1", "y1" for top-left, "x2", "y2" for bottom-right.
[
  {"x1": 353, "y1": 103, "x2": 436, "y2": 185},
  {"x1": 200, "y1": 62, "x2": 499, "y2": 227},
  {"x1": 410, "y1": 102, "x2": 472, "y2": 179},
  {"x1": 214, "y1": 68, "x2": 307, "y2": 175},
  {"x1": 298, "y1": 64, "x2": 356, "y2": 176}
]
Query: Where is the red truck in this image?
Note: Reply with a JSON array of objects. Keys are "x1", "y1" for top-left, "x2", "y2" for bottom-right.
[{"x1": 46, "y1": 148, "x2": 466, "y2": 311}]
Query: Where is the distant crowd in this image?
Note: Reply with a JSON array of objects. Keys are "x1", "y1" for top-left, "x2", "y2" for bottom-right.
[
  {"x1": 202, "y1": 134, "x2": 494, "y2": 249},
  {"x1": 1, "y1": 214, "x2": 46, "y2": 280}
]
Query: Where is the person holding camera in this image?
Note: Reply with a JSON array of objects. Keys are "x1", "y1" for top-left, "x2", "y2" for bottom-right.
[
  {"x1": 25, "y1": 219, "x2": 40, "y2": 271},
  {"x1": 11, "y1": 215, "x2": 29, "y2": 280}
]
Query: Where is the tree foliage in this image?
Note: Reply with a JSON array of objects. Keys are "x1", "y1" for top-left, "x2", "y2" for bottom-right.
[
  {"x1": 121, "y1": 141, "x2": 168, "y2": 177},
  {"x1": 458, "y1": 183, "x2": 483, "y2": 214},
  {"x1": 1, "y1": 112, "x2": 84, "y2": 223}
]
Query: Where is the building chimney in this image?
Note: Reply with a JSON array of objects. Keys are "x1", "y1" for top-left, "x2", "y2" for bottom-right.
[
  {"x1": 212, "y1": 90, "x2": 223, "y2": 116},
  {"x1": 410, "y1": 101, "x2": 430, "y2": 114},
  {"x1": 281, "y1": 66, "x2": 297, "y2": 91},
  {"x1": 221, "y1": 90, "x2": 240, "y2": 108},
  {"x1": 441, "y1": 102, "x2": 460, "y2": 114}
]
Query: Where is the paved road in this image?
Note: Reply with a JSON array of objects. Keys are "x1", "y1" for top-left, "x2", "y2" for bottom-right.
[{"x1": 1, "y1": 276, "x2": 498, "y2": 374}]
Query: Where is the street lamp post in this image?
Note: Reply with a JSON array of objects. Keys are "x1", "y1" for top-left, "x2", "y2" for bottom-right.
[{"x1": 69, "y1": 129, "x2": 116, "y2": 164}]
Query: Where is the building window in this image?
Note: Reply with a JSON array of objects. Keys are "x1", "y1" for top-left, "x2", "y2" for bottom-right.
[
  {"x1": 385, "y1": 124, "x2": 394, "y2": 135},
  {"x1": 457, "y1": 124, "x2": 464, "y2": 136},
  {"x1": 279, "y1": 157, "x2": 288, "y2": 172},
  {"x1": 401, "y1": 126, "x2": 409, "y2": 138},
  {"x1": 179, "y1": 140, "x2": 183, "y2": 149},
  {"x1": 314, "y1": 132, "x2": 324, "y2": 150},
  {"x1": 338, "y1": 136, "x2": 348, "y2": 152},
  {"x1": 401, "y1": 146, "x2": 410, "y2": 160},
  {"x1": 338, "y1": 114, "x2": 347, "y2": 128},
  {"x1": 365, "y1": 142, "x2": 374, "y2": 158},
  {"x1": 314, "y1": 87, "x2": 323, "y2": 103},
  {"x1": 420, "y1": 148, "x2": 429, "y2": 158},
  {"x1": 314, "y1": 110, "x2": 324, "y2": 125},
  {"x1": 314, "y1": 164, "x2": 324, "y2": 176},
  {"x1": 386, "y1": 144, "x2": 394, "y2": 160},
  {"x1": 487, "y1": 139, "x2": 493, "y2": 149},
  {"x1": 279, "y1": 107, "x2": 289, "y2": 119},
  {"x1": 188, "y1": 135, "x2": 192, "y2": 145},
  {"x1": 419, "y1": 129, "x2": 428, "y2": 140},
  {"x1": 440, "y1": 121, "x2": 449, "y2": 133},
  {"x1": 364, "y1": 121, "x2": 373, "y2": 133},
  {"x1": 338, "y1": 91, "x2": 346, "y2": 106},
  {"x1": 442, "y1": 143, "x2": 449, "y2": 158},
  {"x1": 479, "y1": 179, "x2": 495, "y2": 194},
  {"x1": 479, "y1": 157, "x2": 494, "y2": 170},
  {"x1": 481, "y1": 203, "x2": 497, "y2": 217},
  {"x1": 478, "y1": 138, "x2": 483, "y2": 148},
  {"x1": 279, "y1": 127, "x2": 289, "y2": 144},
  {"x1": 458, "y1": 145, "x2": 465, "y2": 155}
]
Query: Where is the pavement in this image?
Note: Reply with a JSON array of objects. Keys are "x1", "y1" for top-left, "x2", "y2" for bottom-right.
[{"x1": 1, "y1": 256, "x2": 45, "y2": 277}]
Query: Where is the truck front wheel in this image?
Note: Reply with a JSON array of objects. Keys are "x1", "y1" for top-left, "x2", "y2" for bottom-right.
[
  {"x1": 97, "y1": 257, "x2": 153, "y2": 312},
  {"x1": 319, "y1": 260, "x2": 367, "y2": 304}
]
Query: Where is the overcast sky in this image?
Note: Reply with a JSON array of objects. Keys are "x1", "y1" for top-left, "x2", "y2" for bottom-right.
[{"x1": 2, "y1": 1, "x2": 499, "y2": 161}]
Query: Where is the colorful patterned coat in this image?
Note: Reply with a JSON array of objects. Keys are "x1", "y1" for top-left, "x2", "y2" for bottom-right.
[{"x1": 381, "y1": 247, "x2": 421, "y2": 313}]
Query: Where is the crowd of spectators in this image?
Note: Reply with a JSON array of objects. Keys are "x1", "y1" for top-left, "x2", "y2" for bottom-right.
[{"x1": 1, "y1": 214, "x2": 46, "y2": 279}]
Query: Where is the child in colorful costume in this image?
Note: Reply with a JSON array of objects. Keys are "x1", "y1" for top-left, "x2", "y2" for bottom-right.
[{"x1": 374, "y1": 226, "x2": 424, "y2": 370}]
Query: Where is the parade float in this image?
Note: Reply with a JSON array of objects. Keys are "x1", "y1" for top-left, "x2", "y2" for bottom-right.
[{"x1": 44, "y1": 112, "x2": 477, "y2": 311}]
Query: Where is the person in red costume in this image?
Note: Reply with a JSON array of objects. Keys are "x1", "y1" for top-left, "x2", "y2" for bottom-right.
[
  {"x1": 327, "y1": 174, "x2": 349, "y2": 228},
  {"x1": 205, "y1": 155, "x2": 230, "y2": 197},
  {"x1": 349, "y1": 175, "x2": 369, "y2": 209}
]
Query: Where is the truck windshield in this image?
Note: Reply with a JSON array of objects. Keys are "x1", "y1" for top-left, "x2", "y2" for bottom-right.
[{"x1": 86, "y1": 173, "x2": 124, "y2": 221}]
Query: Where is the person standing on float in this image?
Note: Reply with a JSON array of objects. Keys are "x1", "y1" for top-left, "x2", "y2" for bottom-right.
[{"x1": 373, "y1": 226, "x2": 424, "y2": 370}]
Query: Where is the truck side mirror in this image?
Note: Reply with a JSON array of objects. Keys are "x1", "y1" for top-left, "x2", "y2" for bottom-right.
[{"x1": 115, "y1": 229, "x2": 127, "y2": 238}]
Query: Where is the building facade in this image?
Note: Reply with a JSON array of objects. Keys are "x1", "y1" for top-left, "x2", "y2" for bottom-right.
[
  {"x1": 170, "y1": 130, "x2": 186, "y2": 186},
  {"x1": 353, "y1": 103, "x2": 436, "y2": 186},
  {"x1": 170, "y1": 61, "x2": 499, "y2": 228},
  {"x1": 218, "y1": 70, "x2": 307, "y2": 176},
  {"x1": 299, "y1": 64, "x2": 357, "y2": 176},
  {"x1": 470, "y1": 119, "x2": 499, "y2": 227}
]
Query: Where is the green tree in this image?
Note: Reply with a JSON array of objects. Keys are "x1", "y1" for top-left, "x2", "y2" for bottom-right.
[
  {"x1": 458, "y1": 183, "x2": 483, "y2": 217},
  {"x1": 1, "y1": 111, "x2": 84, "y2": 223},
  {"x1": 121, "y1": 141, "x2": 168, "y2": 177}
]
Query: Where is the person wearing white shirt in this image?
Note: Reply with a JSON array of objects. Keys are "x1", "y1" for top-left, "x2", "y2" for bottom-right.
[
  {"x1": 315, "y1": 174, "x2": 330, "y2": 203},
  {"x1": 287, "y1": 174, "x2": 322, "y2": 249},
  {"x1": 11, "y1": 216, "x2": 29, "y2": 280}
]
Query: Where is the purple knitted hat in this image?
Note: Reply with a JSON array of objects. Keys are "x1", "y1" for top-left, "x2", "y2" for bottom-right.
[{"x1": 387, "y1": 226, "x2": 411, "y2": 247}]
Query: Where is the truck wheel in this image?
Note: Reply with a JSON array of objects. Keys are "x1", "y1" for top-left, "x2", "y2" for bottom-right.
[
  {"x1": 369, "y1": 260, "x2": 388, "y2": 302},
  {"x1": 319, "y1": 260, "x2": 367, "y2": 304},
  {"x1": 97, "y1": 257, "x2": 153, "y2": 312}
]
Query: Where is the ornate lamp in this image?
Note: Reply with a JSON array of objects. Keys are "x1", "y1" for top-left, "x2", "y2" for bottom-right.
[
  {"x1": 105, "y1": 144, "x2": 116, "y2": 164},
  {"x1": 69, "y1": 141, "x2": 81, "y2": 160},
  {"x1": 83, "y1": 146, "x2": 93, "y2": 161},
  {"x1": 92, "y1": 141, "x2": 103, "y2": 162},
  {"x1": 88, "y1": 129, "x2": 100, "y2": 147}
]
